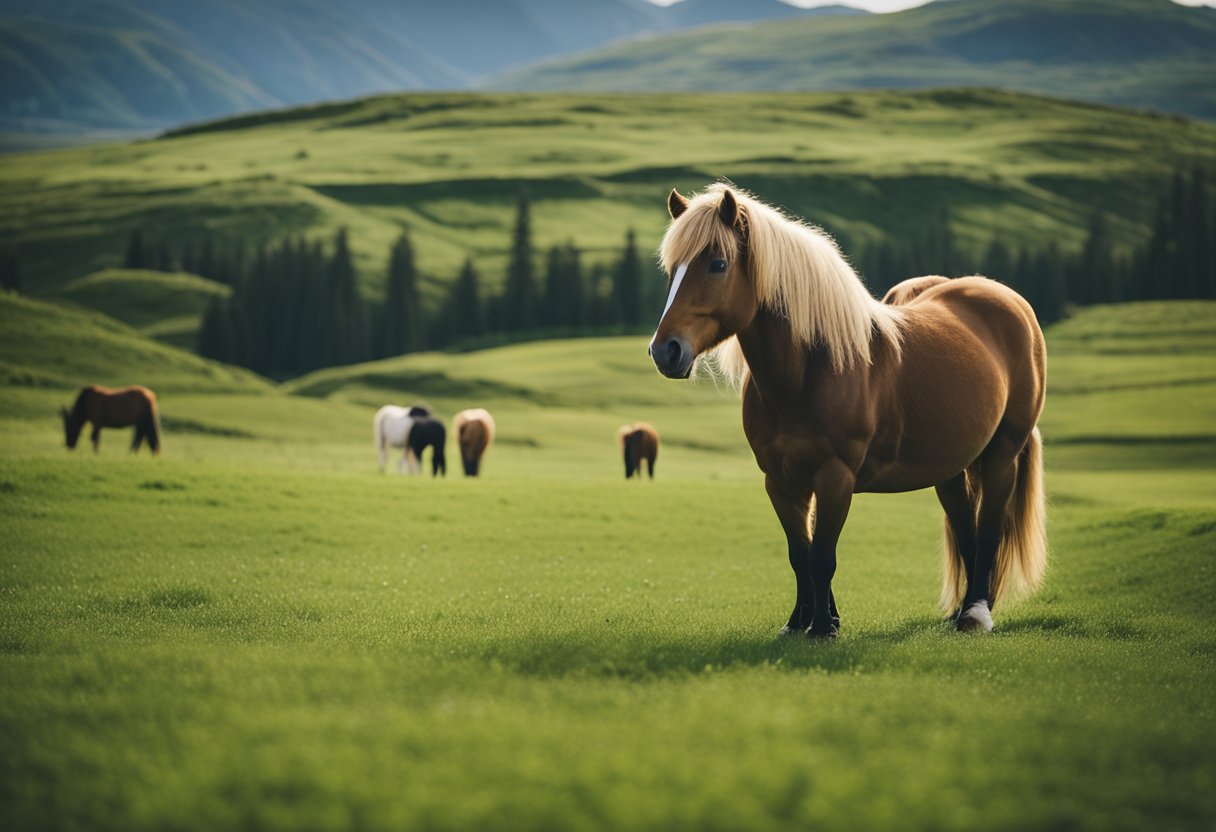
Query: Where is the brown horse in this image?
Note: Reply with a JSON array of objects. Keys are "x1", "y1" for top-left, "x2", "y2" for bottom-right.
[
  {"x1": 453, "y1": 408, "x2": 495, "y2": 477},
  {"x1": 650, "y1": 185, "x2": 1046, "y2": 637},
  {"x1": 62, "y1": 385, "x2": 161, "y2": 454},
  {"x1": 619, "y1": 423, "x2": 659, "y2": 479}
]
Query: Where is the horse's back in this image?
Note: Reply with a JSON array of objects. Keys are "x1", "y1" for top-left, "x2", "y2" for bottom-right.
[
  {"x1": 909, "y1": 277, "x2": 1045, "y2": 392},
  {"x1": 632, "y1": 423, "x2": 659, "y2": 459},
  {"x1": 375, "y1": 405, "x2": 413, "y2": 447},
  {"x1": 455, "y1": 409, "x2": 495, "y2": 444},
  {"x1": 83, "y1": 384, "x2": 156, "y2": 425},
  {"x1": 882, "y1": 275, "x2": 949, "y2": 306}
]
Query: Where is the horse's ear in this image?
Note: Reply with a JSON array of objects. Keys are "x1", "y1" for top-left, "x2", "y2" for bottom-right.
[
  {"x1": 668, "y1": 188, "x2": 688, "y2": 220},
  {"x1": 718, "y1": 189, "x2": 739, "y2": 228}
]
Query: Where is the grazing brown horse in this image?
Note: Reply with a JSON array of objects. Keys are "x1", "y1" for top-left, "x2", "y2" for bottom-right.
[
  {"x1": 453, "y1": 408, "x2": 495, "y2": 477},
  {"x1": 62, "y1": 385, "x2": 161, "y2": 454},
  {"x1": 619, "y1": 423, "x2": 659, "y2": 479},
  {"x1": 650, "y1": 185, "x2": 1046, "y2": 636}
]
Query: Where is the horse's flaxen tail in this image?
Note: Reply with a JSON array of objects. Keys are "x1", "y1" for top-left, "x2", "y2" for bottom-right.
[
  {"x1": 992, "y1": 426, "x2": 1047, "y2": 606},
  {"x1": 941, "y1": 427, "x2": 1047, "y2": 611}
]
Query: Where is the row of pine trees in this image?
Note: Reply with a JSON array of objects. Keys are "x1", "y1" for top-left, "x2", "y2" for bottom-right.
[
  {"x1": 852, "y1": 167, "x2": 1214, "y2": 324},
  {"x1": 182, "y1": 194, "x2": 658, "y2": 377},
  {"x1": 96, "y1": 168, "x2": 1216, "y2": 377}
]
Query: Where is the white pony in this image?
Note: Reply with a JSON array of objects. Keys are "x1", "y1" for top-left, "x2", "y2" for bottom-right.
[{"x1": 374, "y1": 405, "x2": 428, "y2": 473}]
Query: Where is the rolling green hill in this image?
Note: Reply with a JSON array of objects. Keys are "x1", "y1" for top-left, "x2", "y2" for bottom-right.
[
  {"x1": 0, "y1": 292, "x2": 266, "y2": 396},
  {"x1": 4, "y1": 88, "x2": 1214, "y2": 329},
  {"x1": 495, "y1": 0, "x2": 1216, "y2": 121},
  {"x1": 50, "y1": 269, "x2": 231, "y2": 350}
]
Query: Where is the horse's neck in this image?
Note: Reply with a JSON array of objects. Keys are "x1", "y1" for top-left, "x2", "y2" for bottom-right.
[{"x1": 736, "y1": 306, "x2": 833, "y2": 404}]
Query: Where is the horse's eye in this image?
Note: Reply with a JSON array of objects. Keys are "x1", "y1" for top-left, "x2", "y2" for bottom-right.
[{"x1": 709, "y1": 258, "x2": 728, "y2": 274}]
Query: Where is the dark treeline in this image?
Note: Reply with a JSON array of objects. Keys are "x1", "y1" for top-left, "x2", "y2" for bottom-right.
[
  {"x1": 117, "y1": 169, "x2": 1212, "y2": 376},
  {"x1": 183, "y1": 192, "x2": 657, "y2": 377},
  {"x1": 0, "y1": 250, "x2": 19, "y2": 293},
  {"x1": 855, "y1": 167, "x2": 1214, "y2": 324}
]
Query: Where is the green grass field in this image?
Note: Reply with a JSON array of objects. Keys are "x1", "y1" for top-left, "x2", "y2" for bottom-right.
[
  {"x1": 3, "y1": 89, "x2": 1215, "y2": 325},
  {"x1": 1, "y1": 293, "x2": 1214, "y2": 829}
]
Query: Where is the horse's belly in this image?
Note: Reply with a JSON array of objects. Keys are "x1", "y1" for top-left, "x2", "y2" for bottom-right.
[{"x1": 857, "y1": 460, "x2": 969, "y2": 493}]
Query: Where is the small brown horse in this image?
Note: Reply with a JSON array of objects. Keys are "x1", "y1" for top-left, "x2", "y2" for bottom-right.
[
  {"x1": 619, "y1": 423, "x2": 659, "y2": 479},
  {"x1": 454, "y1": 408, "x2": 495, "y2": 477},
  {"x1": 62, "y1": 385, "x2": 161, "y2": 454},
  {"x1": 651, "y1": 185, "x2": 1046, "y2": 637}
]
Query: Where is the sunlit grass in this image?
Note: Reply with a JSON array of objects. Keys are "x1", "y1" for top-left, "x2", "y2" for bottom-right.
[{"x1": 1, "y1": 300, "x2": 1214, "y2": 829}]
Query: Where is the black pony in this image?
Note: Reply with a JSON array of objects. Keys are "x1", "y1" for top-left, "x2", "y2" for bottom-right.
[{"x1": 407, "y1": 417, "x2": 447, "y2": 477}]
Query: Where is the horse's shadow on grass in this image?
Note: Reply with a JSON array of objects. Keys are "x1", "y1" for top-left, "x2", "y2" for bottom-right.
[{"x1": 471, "y1": 618, "x2": 950, "y2": 681}]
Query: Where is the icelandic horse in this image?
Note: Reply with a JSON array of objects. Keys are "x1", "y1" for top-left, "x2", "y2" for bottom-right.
[
  {"x1": 619, "y1": 423, "x2": 659, "y2": 480},
  {"x1": 407, "y1": 417, "x2": 447, "y2": 477},
  {"x1": 453, "y1": 409, "x2": 495, "y2": 477},
  {"x1": 374, "y1": 404, "x2": 431, "y2": 472},
  {"x1": 61, "y1": 385, "x2": 160, "y2": 454},
  {"x1": 649, "y1": 184, "x2": 1047, "y2": 637}
]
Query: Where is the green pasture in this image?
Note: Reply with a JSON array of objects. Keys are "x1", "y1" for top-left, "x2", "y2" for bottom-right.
[
  {"x1": 3, "y1": 89, "x2": 1215, "y2": 319},
  {"x1": 1, "y1": 295, "x2": 1214, "y2": 829}
]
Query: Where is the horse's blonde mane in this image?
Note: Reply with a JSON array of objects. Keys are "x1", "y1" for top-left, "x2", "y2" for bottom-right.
[{"x1": 659, "y1": 183, "x2": 903, "y2": 384}]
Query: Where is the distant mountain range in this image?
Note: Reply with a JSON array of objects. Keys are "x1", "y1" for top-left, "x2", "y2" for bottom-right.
[
  {"x1": 0, "y1": 0, "x2": 862, "y2": 136},
  {"x1": 493, "y1": 0, "x2": 1216, "y2": 121},
  {"x1": 4, "y1": 0, "x2": 1214, "y2": 141}
]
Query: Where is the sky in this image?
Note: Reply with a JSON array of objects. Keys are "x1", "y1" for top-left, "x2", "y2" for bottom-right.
[{"x1": 644, "y1": 0, "x2": 1216, "y2": 10}]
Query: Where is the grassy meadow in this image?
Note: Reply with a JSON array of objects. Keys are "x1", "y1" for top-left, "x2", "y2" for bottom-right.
[
  {"x1": 1, "y1": 291, "x2": 1214, "y2": 829},
  {"x1": 4, "y1": 89, "x2": 1215, "y2": 315}
]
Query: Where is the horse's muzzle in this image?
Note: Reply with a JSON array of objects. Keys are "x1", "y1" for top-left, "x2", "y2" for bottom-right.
[{"x1": 650, "y1": 336, "x2": 694, "y2": 379}]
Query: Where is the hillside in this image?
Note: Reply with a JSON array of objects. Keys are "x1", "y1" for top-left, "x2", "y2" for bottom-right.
[
  {"x1": 4, "y1": 88, "x2": 1214, "y2": 327},
  {"x1": 0, "y1": 0, "x2": 856, "y2": 137},
  {"x1": 495, "y1": 0, "x2": 1216, "y2": 122},
  {"x1": 50, "y1": 269, "x2": 231, "y2": 350},
  {"x1": 0, "y1": 292, "x2": 266, "y2": 396}
]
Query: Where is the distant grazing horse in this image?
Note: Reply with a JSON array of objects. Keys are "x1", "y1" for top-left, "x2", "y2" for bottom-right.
[
  {"x1": 650, "y1": 185, "x2": 1046, "y2": 637},
  {"x1": 407, "y1": 417, "x2": 447, "y2": 477},
  {"x1": 62, "y1": 385, "x2": 160, "y2": 454},
  {"x1": 374, "y1": 404, "x2": 431, "y2": 473},
  {"x1": 453, "y1": 408, "x2": 495, "y2": 477},
  {"x1": 619, "y1": 423, "x2": 659, "y2": 479}
]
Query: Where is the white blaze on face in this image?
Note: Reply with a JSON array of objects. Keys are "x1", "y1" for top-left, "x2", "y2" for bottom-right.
[{"x1": 650, "y1": 263, "x2": 688, "y2": 350}]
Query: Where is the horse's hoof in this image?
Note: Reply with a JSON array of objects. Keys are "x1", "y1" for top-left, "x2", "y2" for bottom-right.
[
  {"x1": 806, "y1": 625, "x2": 839, "y2": 640},
  {"x1": 956, "y1": 601, "x2": 993, "y2": 633},
  {"x1": 777, "y1": 624, "x2": 804, "y2": 638}
]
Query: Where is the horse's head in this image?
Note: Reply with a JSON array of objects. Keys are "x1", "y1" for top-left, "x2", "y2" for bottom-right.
[
  {"x1": 650, "y1": 187, "x2": 755, "y2": 379},
  {"x1": 61, "y1": 404, "x2": 82, "y2": 449}
]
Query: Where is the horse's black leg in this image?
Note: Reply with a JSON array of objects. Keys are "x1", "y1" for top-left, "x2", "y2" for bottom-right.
[
  {"x1": 90, "y1": 425, "x2": 102, "y2": 453},
  {"x1": 936, "y1": 472, "x2": 978, "y2": 620},
  {"x1": 131, "y1": 425, "x2": 144, "y2": 452},
  {"x1": 647, "y1": 457, "x2": 655, "y2": 479},
  {"x1": 829, "y1": 589, "x2": 841, "y2": 631},
  {"x1": 765, "y1": 475, "x2": 814, "y2": 635},
  {"x1": 959, "y1": 449, "x2": 1018, "y2": 633},
  {"x1": 805, "y1": 461, "x2": 855, "y2": 639}
]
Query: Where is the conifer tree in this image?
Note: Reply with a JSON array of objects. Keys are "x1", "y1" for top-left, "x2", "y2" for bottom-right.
[
  {"x1": 197, "y1": 296, "x2": 234, "y2": 363},
  {"x1": 502, "y1": 192, "x2": 536, "y2": 330},
  {"x1": 381, "y1": 230, "x2": 425, "y2": 356},
  {"x1": 440, "y1": 257, "x2": 485, "y2": 345},
  {"x1": 615, "y1": 228, "x2": 643, "y2": 326},
  {"x1": 0, "y1": 251, "x2": 18, "y2": 293},
  {"x1": 326, "y1": 228, "x2": 366, "y2": 365},
  {"x1": 124, "y1": 229, "x2": 146, "y2": 269}
]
